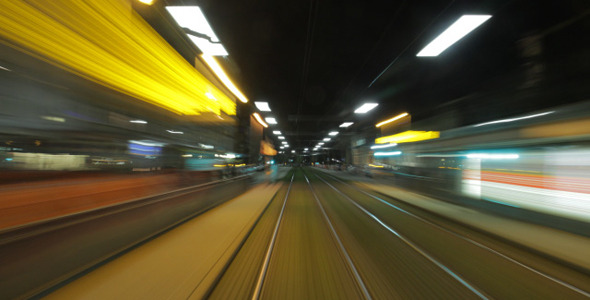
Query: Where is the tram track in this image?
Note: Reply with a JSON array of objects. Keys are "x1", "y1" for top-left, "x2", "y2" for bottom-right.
[
  {"x1": 208, "y1": 167, "x2": 590, "y2": 299},
  {"x1": 314, "y1": 168, "x2": 590, "y2": 299}
]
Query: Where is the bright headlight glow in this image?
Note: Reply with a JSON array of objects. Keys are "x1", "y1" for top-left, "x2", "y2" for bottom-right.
[
  {"x1": 166, "y1": 6, "x2": 228, "y2": 56},
  {"x1": 201, "y1": 55, "x2": 248, "y2": 103},
  {"x1": 417, "y1": 15, "x2": 492, "y2": 57},
  {"x1": 354, "y1": 103, "x2": 379, "y2": 114},
  {"x1": 255, "y1": 101, "x2": 271, "y2": 111}
]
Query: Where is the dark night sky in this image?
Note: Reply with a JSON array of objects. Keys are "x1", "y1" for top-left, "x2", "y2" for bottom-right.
[{"x1": 163, "y1": 0, "x2": 589, "y2": 149}]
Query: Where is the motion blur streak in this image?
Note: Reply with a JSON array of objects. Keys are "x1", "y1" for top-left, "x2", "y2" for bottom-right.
[{"x1": 0, "y1": 0, "x2": 235, "y2": 116}]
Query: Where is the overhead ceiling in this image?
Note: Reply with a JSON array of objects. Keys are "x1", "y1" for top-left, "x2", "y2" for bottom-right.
[{"x1": 145, "y1": 0, "x2": 589, "y2": 150}]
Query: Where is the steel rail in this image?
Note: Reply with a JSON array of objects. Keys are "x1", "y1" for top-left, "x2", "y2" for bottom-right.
[
  {"x1": 303, "y1": 173, "x2": 372, "y2": 300},
  {"x1": 251, "y1": 173, "x2": 295, "y2": 300},
  {"x1": 322, "y1": 172, "x2": 590, "y2": 298},
  {"x1": 315, "y1": 173, "x2": 489, "y2": 299}
]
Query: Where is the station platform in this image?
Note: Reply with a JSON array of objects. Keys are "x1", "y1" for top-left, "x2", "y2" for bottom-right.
[{"x1": 45, "y1": 182, "x2": 283, "y2": 299}]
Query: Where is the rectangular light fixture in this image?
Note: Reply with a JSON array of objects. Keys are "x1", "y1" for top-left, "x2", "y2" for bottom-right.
[
  {"x1": 376, "y1": 112, "x2": 409, "y2": 128},
  {"x1": 252, "y1": 112, "x2": 268, "y2": 128},
  {"x1": 130, "y1": 120, "x2": 147, "y2": 124},
  {"x1": 201, "y1": 55, "x2": 248, "y2": 103},
  {"x1": 416, "y1": 15, "x2": 492, "y2": 57},
  {"x1": 318, "y1": 142, "x2": 324, "y2": 145},
  {"x1": 278, "y1": 136, "x2": 285, "y2": 140},
  {"x1": 0, "y1": 65, "x2": 11, "y2": 71},
  {"x1": 354, "y1": 103, "x2": 379, "y2": 114},
  {"x1": 273, "y1": 130, "x2": 282, "y2": 135},
  {"x1": 376, "y1": 130, "x2": 439, "y2": 144},
  {"x1": 323, "y1": 138, "x2": 331, "y2": 142},
  {"x1": 166, "y1": 6, "x2": 228, "y2": 56},
  {"x1": 282, "y1": 141, "x2": 288, "y2": 144},
  {"x1": 265, "y1": 117, "x2": 277, "y2": 124},
  {"x1": 255, "y1": 101, "x2": 271, "y2": 112},
  {"x1": 339, "y1": 122, "x2": 354, "y2": 127},
  {"x1": 280, "y1": 146, "x2": 285, "y2": 149},
  {"x1": 328, "y1": 131, "x2": 339, "y2": 136}
]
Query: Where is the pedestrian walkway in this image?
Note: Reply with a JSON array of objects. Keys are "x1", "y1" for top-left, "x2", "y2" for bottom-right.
[{"x1": 45, "y1": 182, "x2": 283, "y2": 300}]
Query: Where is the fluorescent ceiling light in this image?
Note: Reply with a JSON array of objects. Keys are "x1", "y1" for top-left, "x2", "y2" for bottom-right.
[
  {"x1": 166, "y1": 130, "x2": 184, "y2": 134},
  {"x1": 474, "y1": 111, "x2": 553, "y2": 127},
  {"x1": 318, "y1": 142, "x2": 324, "y2": 145},
  {"x1": 354, "y1": 103, "x2": 379, "y2": 114},
  {"x1": 130, "y1": 120, "x2": 147, "y2": 124},
  {"x1": 201, "y1": 55, "x2": 248, "y2": 103},
  {"x1": 304, "y1": 148, "x2": 309, "y2": 151},
  {"x1": 273, "y1": 130, "x2": 282, "y2": 135},
  {"x1": 252, "y1": 112, "x2": 268, "y2": 128},
  {"x1": 282, "y1": 141, "x2": 288, "y2": 144},
  {"x1": 265, "y1": 117, "x2": 277, "y2": 124},
  {"x1": 278, "y1": 136, "x2": 285, "y2": 140},
  {"x1": 0, "y1": 65, "x2": 11, "y2": 71},
  {"x1": 374, "y1": 151, "x2": 402, "y2": 157},
  {"x1": 328, "y1": 131, "x2": 339, "y2": 136},
  {"x1": 280, "y1": 146, "x2": 285, "y2": 149},
  {"x1": 417, "y1": 15, "x2": 492, "y2": 57},
  {"x1": 323, "y1": 138, "x2": 331, "y2": 142},
  {"x1": 340, "y1": 122, "x2": 354, "y2": 128},
  {"x1": 284, "y1": 145, "x2": 290, "y2": 148},
  {"x1": 376, "y1": 112, "x2": 409, "y2": 128},
  {"x1": 255, "y1": 101, "x2": 271, "y2": 111},
  {"x1": 166, "y1": 6, "x2": 228, "y2": 56},
  {"x1": 291, "y1": 150, "x2": 296, "y2": 153},
  {"x1": 371, "y1": 143, "x2": 397, "y2": 149},
  {"x1": 138, "y1": 0, "x2": 154, "y2": 5}
]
